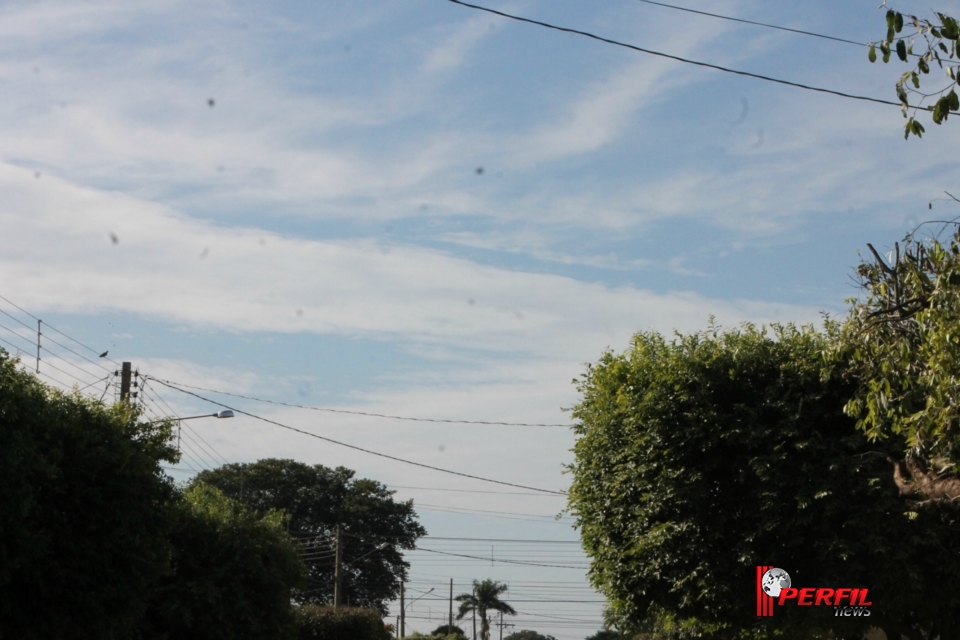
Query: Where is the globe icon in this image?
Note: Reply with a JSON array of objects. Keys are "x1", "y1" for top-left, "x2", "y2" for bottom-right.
[{"x1": 761, "y1": 568, "x2": 791, "y2": 598}]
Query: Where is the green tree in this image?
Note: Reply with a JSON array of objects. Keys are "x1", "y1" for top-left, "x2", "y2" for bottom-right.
[
  {"x1": 584, "y1": 632, "x2": 622, "y2": 640},
  {"x1": 194, "y1": 458, "x2": 425, "y2": 614},
  {"x1": 0, "y1": 350, "x2": 177, "y2": 640},
  {"x1": 293, "y1": 604, "x2": 391, "y2": 640},
  {"x1": 868, "y1": 6, "x2": 960, "y2": 138},
  {"x1": 568, "y1": 324, "x2": 960, "y2": 639},
  {"x1": 142, "y1": 483, "x2": 305, "y2": 640},
  {"x1": 455, "y1": 580, "x2": 516, "y2": 640},
  {"x1": 504, "y1": 631, "x2": 557, "y2": 640},
  {"x1": 431, "y1": 623, "x2": 466, "y2": 637},
  {"x1": 840, "y1": 229, "x2": 960, "y2": 506}
]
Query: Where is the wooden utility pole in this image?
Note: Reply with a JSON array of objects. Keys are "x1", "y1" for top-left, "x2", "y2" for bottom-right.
[
  {"x1": 400, "y1": 582, "x2": 405, "y2": 638},
  {"x1": 120, "y1": 362, "x2": 131, "y2": 402},
  {"x1": 472, "y1": 607, "x2": 476, "y2": 640},
  {"x1": 448, "y1": 578, "x2": 453, "y2": 632},
  {"x1": 334, "y1": 523, "x2": 343, "y2": 607},
  {"x1": 35, "y1": 320, "x2": 41, "y2": 373}
]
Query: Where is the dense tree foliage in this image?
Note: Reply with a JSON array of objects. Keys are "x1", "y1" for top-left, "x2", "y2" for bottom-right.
[
  {"x1": 0, "y1": 350, "x2": 177, "y2": 640},
  {"x1": 456, "y1": 579, "x2": 516, "y2": 640},
  {"x1": 195, "y1": 458, "x2": 425, "y2": 614},
  {"x1": 293, "y1": 605, "x2": 392, "y2": 640},
  {"x1": 430, "y1": 624, "x2": 466, "y2": 637},
  {"x1": 503, "y1": 630, "x2": 558, "y2": 640},
  {"x1": 142, "y1": 483, "x2": 304, "y2": 640},
  {"x1": 841, "y1": 229, "x2": 960, "y2": 508},
  {"x1": 568, "y1": 325, "x2": 960, "y2": 639}
]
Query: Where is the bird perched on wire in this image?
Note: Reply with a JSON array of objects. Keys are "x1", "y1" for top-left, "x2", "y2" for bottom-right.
[{"x1": 99, "y1": 351, "x2": 109, "y2": 358}]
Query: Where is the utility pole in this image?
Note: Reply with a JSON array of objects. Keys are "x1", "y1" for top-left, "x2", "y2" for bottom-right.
[
  {"x1": 35, "y1": 320, "x2": 41, "y2": 373},
  {"x1": 120, "y1": 362, "x2": 131, "y2": 402},
  {"x1": 472, "y1": 607, "x2": 476, "y2": 640},
  {"x1": 400, "y1": 582, "x2": 405, "y2": 638},
  {"x1": 500, "y1": 611, "x2": 503, "y2": 640},
  {"x1": 334, "y1": 523, "x2": 343, "y2": 607},
  {"x1": 448, "y1": 578, "x2": 453, "y2": 632}
]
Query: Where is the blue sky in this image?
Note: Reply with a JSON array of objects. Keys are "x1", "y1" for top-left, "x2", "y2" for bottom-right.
[{"x1": 2, "y1": 0, "x2": 958, "y2": 636}]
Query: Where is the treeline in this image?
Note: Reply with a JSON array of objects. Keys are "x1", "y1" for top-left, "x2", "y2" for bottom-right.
[{"x1": 0, "y1": 351, "x2": 399, "y2": 640}]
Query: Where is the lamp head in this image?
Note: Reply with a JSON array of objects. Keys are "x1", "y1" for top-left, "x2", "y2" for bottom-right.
[{"x1": 216, "y1": 410, "x2": 234, "y2": 418}]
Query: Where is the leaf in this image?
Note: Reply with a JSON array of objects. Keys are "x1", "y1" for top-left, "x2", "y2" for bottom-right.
[
  {"x1": 897, "y1": 39, "x2": 908, "y2": 62},
  {"x1": 912, "y1": 71, "x2": 920, "y2": 88},
  {"x1": 869, "y1": 44, "x2": 877, "y2": 63},
  {"x1": 881, "y1": 42, "x2": 892, "y2": 63},
  {"x1": 895, "y1": 12, "x2": 904, "y2": 33},
  {"x1": 950, "y1": 89, "x2": 960, "y2": 111}
]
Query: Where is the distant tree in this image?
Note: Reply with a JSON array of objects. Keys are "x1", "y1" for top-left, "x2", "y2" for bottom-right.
[
  {"x1": 456, "y1": 580, "x2": 516, "y2": 640},
  {"x1": 0, "y1": 351, "x2": 177, "y2": 640},
  {"x1": 584, "y1": 631, "x2": 622, "y2": 640},
  {"x1": 194, "y1": 459, "x2": 425, "y2": 614},
  {"x1": 568, "y1": 324, "x2": 960, "y2": 639},
  {"x1": 504, "y1": 630, "x2": 558, "y2": 640},
  {"x1": 431, "y1": 623, "x2": 467, "y2": 637},
  {"x1": 293, "y1": 604, "x2": 392, "y2": 640},
  {"x1": 142, "y1": 483, "x2": 305, "y2": 640}
]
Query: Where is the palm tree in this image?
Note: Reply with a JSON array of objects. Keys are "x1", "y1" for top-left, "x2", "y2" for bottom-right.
[{"x1": 455, "y1": 579, "x2": 516, "y2": 640}]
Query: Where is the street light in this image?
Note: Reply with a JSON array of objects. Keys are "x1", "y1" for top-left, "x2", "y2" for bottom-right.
[
  {"x1": 400, "y1": 587, "x2": 433, "y2": 637},
  {"x1": 335, "y1": 538, "x2": 391, "y2": 607}
]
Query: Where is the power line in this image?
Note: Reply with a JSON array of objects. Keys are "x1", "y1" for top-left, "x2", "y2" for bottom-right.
[
  {"x1": 0, "y1": 293, "x2": 118, "y2": 366},
  {"x1": 636, "y1": 0, "x2": 865, "y2": 47},
  {"x1": 445, "y1": 0, "x2": 902, "y2": 108},
  {"x1": 415, "y1": 547, "x2": 586, "y2": 570},
  {"x1": 390, "y1": 484, "x2": 566, "y2": 497},
  {"x1": 151, "y1": 378, "x2": 568, "y2": 496},
  {"x1": 423, "y1": 537, "x2": 580, "y2": 543},
  {"x1": 148, "y1": 377, "x2": 571, "y2": 427}
]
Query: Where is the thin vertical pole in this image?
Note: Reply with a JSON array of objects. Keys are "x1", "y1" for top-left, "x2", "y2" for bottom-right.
[
  {"x1": 472, "y1": 607, "x2": 476, "y2": 640},
  {"x1": 120, "y1": 362, "x2": 131, "y2": 402},
  {"x1": 449, "y1": 578, "x2": 453, "y2": 632},
  {"x1": 36, "y1": 320, "x2": 41, "y2": 373},
  {"x1": 334, "y1": 523, "x2": 343, "y2": 607},
  {"x1": 400, "y1": 582, "x2": 405, "y2": 638},
  {"x1": 499, "y1": 611, "x2": 503, "y2": 640}
]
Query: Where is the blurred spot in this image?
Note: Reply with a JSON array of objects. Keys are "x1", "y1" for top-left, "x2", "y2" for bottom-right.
[
  {"x1": 33, "y1": 67, "x2": 39, "y2": 74},
  {"x1": 344, "y1": 44, "x2": 352, "y2": 52},
  {"x1": 243, "y1": 67, "x2": 251, "y2": 77},
  {"x1": 208, "y1": 98, "x2": 215, "y2": 107},
  {"x1": 468, "y1": 298, "x2": 475, "y2": 306},
  {"x1": 241, "y1": 22, "x2": 248, "y2": 29},
  {"x1": 929, "y1": 202, "x2": 933, "y2": 210},
  {"x1": 847, "y1": 207, "x2": 854, "y2": 214},
  {"x1": 199, "y1": 247, "x2": 209, "y2": 259},
  {"x1": 488, "y1": 23, "x2": 495, "y2": 30},
  {"x1": 296, "y1": 308, "x2": 303, "y2": 316},
  {"x1": 438, "y1": 444, "x2": 446, "y2": 453},
  {"x1": 217, "y1": 165, "x2": 225, "y2": 172},
  {"x1": 259, "y1": 237, "x2": 266, "y2": 246},
  {"x1": 749, "y1": 127, "x2": 764, "y2": 149},
  {"x1": 475, "y1": 166, "x2": 484, "y2": 175},
  {"x1": 515, "y1": 310, "x2": 524, "y2": 319},
  {"x1": 905, "y1": 214, "x2": 920, "y2": 230},
  {"x1": 419, "y1": 203, "x2": 429, "y2": 211},
  {"x1": 599, "y1": 76, "x2": 608, "y2": 85},
  {"x1": 109, "y1": 233, "x2": 119, "y2": 245},
  {"x1": 60, "y1": 102, "x2": 67, "y2": 108},
  {"x1": 385, "y1": 224, "x2": 393, "y2": 232},
  {"x1": 845, "y1": 140, "x2": 853, "y2": 147},
  {"x1": 297, "y1": 383, "x2": 311, "y2": 398},
  {"x1": 731, "y1": 97, "x2": 748, "y2": 126},
  {"x1": 34, "y1": 171, "x2": 40, "y2": 179}
]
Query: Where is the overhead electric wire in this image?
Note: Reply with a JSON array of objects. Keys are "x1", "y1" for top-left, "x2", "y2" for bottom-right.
[
  {"x1": 446, "y1": 0, "x2": 902, "y2": 108},
  {"x1": 142, "y1": 381, "x2": 231, "y2": 467},
  {"x1": 0, "y1": 293, "x2": 119, "y2": 366},
  {"x1": 152, "y1": 378, "x2": 567, "y2": 496},
  {"x1": 390, "y1": 484, "x2": 565, "y2": 497},
  {"x1": 636, "y1": 0, "x2": 865, "y2": 47},
  {"x1": 148, "y1": 377, "x2": 571, "y2": 427},
  {"x1": 414, "y1": 547, "x2": 586, "y2": 570}
]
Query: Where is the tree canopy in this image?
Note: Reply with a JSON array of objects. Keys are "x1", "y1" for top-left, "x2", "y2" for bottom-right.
[
  {"x1": 568, "y1": 325, "x2": 960, "y2": 639},
  {"x1": 503, "y1": 630, "x2": 558, "y2": 640},
  {"x1": 142, "y1": 483, "x2": 305, "y2": 640},
  {"x1": 194, "y1": 458, "x2": 425, "y2": 614},
  {"x1": 0, "y1": 350, "x2": 177, "y2": 640}
]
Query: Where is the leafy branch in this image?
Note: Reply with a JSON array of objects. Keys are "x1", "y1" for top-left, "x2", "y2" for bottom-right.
[{"x1": 869, "y1": 8, "x2": 960, "y2": 138}]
